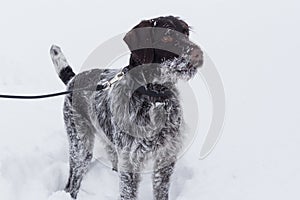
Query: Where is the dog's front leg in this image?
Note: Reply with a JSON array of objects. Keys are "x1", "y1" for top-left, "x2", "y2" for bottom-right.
[
  {"x1": 119, "y1": 171, "x2": 141, "y2": 200},
  {"x1": 118, "y1": 153, "x2": 142, "y2": 200},
  {"x1": 152, "y1": 156, "x2": 176, "y2": 200}
]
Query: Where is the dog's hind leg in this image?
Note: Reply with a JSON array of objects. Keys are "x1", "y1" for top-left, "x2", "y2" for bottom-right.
[
  {"x1": 64, "y1": 123, "x2": 95, "y2": 199},
  {"x1": 105, "y1": 145, "x2": 118, "y2": 172},
  {"x1": 64, "y1": 101, "x2": 95, "y2": 198}
]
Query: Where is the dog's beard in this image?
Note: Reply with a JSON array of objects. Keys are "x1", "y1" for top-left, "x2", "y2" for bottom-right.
[{"x1": 160, "y1": 56, "x2": 198, "y2": 82}]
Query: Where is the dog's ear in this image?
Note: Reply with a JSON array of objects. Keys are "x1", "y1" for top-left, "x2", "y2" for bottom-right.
[
  {"x1": 123, "y1": 20, "x2": 154, "y2": 65},
  {"x1": 178, "y1": 19, "x2": 190, "y2": 36}
]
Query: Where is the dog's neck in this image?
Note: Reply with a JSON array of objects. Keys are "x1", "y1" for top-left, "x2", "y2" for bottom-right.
[{"x1": 125, "y1": 64, "x2": 179, "y2": 86}]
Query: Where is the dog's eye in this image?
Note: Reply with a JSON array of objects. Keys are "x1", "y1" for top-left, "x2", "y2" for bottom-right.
[{"x1": 161, "y1": 35, "x2": 173, "y2": 43}]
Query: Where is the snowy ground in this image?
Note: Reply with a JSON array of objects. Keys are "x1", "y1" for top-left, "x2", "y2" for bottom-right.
[{"x1": 0, "y1": 0, "x2": 300, "y2": 199}]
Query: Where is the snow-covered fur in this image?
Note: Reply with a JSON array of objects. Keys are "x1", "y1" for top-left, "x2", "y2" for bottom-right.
[{"x1": 50, "y1": 16, "x2": 203, "y2": 200}]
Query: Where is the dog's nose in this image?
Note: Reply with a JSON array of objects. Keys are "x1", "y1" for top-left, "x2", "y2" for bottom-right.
[{"x1": 190, "y1": 47, "x2": 203, "y2": 67}]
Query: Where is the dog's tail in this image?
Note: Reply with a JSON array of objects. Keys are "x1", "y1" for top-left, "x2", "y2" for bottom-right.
[{"x1": 50, "y1": 45, "x2": 75, "y2": 85}]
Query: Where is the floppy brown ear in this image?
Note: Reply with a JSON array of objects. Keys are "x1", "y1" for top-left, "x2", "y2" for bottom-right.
[{"x1": 123, "y1": 20, "x2": 154, "y2": 65}]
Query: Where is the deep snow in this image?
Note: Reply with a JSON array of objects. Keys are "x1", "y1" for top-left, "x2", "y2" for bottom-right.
[
  {"x1": 1, "y1": 0, "x2": 300, "y2": 199},
  {"x1": 0, "y1": 78, "x2": 211, "y2": 200}
]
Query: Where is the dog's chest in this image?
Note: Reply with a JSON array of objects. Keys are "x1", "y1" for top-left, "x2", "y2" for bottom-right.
[{"x1": 93, "y1": 72, "x2": 183, "y2": 152}]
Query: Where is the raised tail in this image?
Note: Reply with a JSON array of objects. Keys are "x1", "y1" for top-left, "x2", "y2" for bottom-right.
[{"x1": 50, "y1": 45, "x2": 75, "y2": 85}]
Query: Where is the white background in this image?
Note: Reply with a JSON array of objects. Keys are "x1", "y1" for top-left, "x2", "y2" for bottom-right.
[{"x1": 0, "y1": 0, "x2": 299, "y2": 199}]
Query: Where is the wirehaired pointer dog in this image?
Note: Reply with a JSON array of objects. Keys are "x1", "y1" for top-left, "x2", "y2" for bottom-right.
[{"x1": 50, "y1": 16, "x2": 203, "y2": 200}]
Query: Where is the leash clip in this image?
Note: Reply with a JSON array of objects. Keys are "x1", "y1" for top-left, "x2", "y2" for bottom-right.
[{"x1": 102, "y1": 71, "x2": 125, "y2": 90}]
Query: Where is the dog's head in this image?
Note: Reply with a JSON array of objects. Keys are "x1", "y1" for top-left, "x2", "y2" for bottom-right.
[{"x1": 124, "y1": 16, "x2": 203, "y2": 80}]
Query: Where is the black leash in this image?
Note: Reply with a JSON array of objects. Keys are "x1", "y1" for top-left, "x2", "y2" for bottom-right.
[
  {"x1": 0, "y1": 90, "x2": 73, "y2": 99},
  {"x1": 0, "y1": 67, "x2": 129, "y2": 100}
]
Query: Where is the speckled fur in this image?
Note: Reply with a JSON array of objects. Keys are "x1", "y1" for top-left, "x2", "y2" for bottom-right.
[
  {"x1": 63, "y1": 65, "x2": 184, "y2": 199},
  {"x1": 51, "y1": 16, "x2": 203, "y2": 200}
]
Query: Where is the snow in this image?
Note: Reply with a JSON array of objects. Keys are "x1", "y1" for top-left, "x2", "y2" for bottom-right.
[
  {"x1": 48, "y1": 192, "x2": 73, "y2": 200},
  {"x1": 0, "y1": 0, "x2": 300, "y2": 199}
]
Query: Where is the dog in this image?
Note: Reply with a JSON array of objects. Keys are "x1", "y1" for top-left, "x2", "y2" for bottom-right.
[{"x1": 50, "y1": 16, "x2": 203, "y2": 200}]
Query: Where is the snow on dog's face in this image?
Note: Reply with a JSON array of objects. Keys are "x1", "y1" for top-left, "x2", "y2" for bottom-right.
[{"x1": 123, "y1": 16, "x2": 203, "y2": 81}]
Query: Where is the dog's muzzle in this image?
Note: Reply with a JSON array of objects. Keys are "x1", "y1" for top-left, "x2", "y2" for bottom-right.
[{"x1": 189, "y1": 46, "x2": 203, "y2": 67}]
